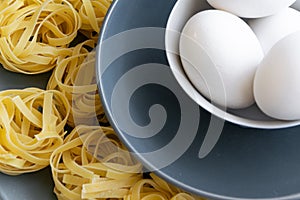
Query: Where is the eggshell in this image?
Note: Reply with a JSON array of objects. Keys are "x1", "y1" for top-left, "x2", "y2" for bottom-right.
[
  {"x1": 248, "y1": 7, "x2": 300, "y2": 54},
  {"x1": 179, "y1": 10, "x2": 264, "y2": 109},
  {"x1": 207, "y1": 0, "x2": 296, "y2": 18},
  {"x1": 254, "y1": 31, "x2": 300, "y2": 120}
]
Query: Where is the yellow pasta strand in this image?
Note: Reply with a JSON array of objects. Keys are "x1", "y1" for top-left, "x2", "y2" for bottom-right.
[
  {"x1": 49, "y1": 125, "x2": 204, "y2": 200},
  {"x1": 0, "y1": 88, "x2": 70, "y2": 175},
  {"x1": 69, "y1": 0, "x2": 112, "y2": 41},
  {"x1": 50, "y1": 125, "x2": 143, "y2": 200},
  {"x1": 125, "y1": 173, "x2": 206, "y2": 200},
  {"x1": 0, "y1": 0, "x2": 80, "y2": 74},
  {"x1": 47, "y1": 40, "x2": 107, "y2": 127}
]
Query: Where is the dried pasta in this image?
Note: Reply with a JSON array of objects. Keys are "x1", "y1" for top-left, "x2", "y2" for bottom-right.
[
  {"x1": 50, "y1": 125, "x2": 204, "y2": 200},
  {"x1": 68, "y1": 0, "x2": 112, "y2": 41},
  {"x1": 0, "y1": 0, "x2": 80, "y2": 74},
  {"x1": 50, "y1": 125, "x2": 143, "y2": 200},
  {"x1": 47, "y1": 40, "x2": 107, "y2": 127},
  {"x1": 125, "y1": 173, "x2": 205, "y2": 200},
  {"x1": 0, "y1": 88, "x2": 70, "y2": 175},
  {"x1": 0, "y1": 0, "x2": 112, "y2": 74}
]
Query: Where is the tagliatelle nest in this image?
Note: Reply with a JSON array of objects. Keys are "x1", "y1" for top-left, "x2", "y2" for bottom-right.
[
  {"x1": 47, "y1": 40, "x2": 108, "y2": 127},
  {"x1": 0, "y1": 88, "x2": 70, "y2": 175},
  {"x1": 50, "y1": 125, "x2": 143, "y2": 200},
  {"x1": 50, "y1": 125, "x2": 203, "y2": 200},
  {"x1": 0, "y1": 0, "x2": 81, "y2": 74}
]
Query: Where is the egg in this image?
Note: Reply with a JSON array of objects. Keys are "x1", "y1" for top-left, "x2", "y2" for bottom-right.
[
  {"x1": 179, "y1": 10, "x2": 264, "y2": 109},
  {"x1": 248, "y1": 7, "x2": 300, "y2": 54},
  {"x1": 254, "y1": 31, "x2": 300, "y2": 120},
  {"x1": 207, "y1": 0, "x2": 296, "y2": 18}
]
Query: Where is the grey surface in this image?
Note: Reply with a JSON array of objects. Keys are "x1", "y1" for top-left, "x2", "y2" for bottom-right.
[
  {"x1": 0, "y1": 66, "x2": 51, "y2": 90},
  {"x1": 97, "y1": 0, "x2": 300, "y2": 199},
  {"x1": 0, "y1": 168, "x2": 56, "y2": 200},
  {"x1": 0, "y1": 67, "x2": 56, "y2": 200}
]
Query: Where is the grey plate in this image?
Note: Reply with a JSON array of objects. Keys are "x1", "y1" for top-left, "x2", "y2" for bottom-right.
[
  {"x1": 97, "y1": 0, "x2": 300, "y2": 199},
  {"x1": 0, "y1": 67, "x2": 56, "y2": 200}
]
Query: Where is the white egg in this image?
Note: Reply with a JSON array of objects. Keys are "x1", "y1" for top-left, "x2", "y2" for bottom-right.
[
  {"x1": 207, "y1": 0, "x2": 296, "y2": 18},
  {"x1": 179, "y1": 10, "x2": 263, "y2": 109},
  {"x1": 248, "y1": 7, "x2": 300, "y2": 54},
  {"x1": 254, "y1": 31, "x2": 300, "y2": 120}
]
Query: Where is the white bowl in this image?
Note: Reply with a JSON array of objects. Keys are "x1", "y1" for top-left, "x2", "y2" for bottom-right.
[{"x1": 165, "y1": 0, "x2": 300, "y2": 129}]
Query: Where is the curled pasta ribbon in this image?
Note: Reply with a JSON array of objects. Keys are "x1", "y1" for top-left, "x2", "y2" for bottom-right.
[
  {"x1": 47, "y1": 40, "x2": 107, "y2": 127},
  {"x1": 0, "y1": 88, "x2": 70, "y2": 175},
  {"x1": 0, "y1": 0, "x2": 81, "y2": 74},
  {"x1": 68, "y1": 0, "x2": 112, "y2": 41},
  {"x1": 124, "y1": 173, "x2": 205, "y2": 200},
  {"x1": 50, "y1": 125, "x2": 143, "y2": 200}
]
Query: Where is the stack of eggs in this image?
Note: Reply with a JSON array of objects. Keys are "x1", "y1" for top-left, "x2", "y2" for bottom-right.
[{"x1": 179, "y1": 0, "x2": 300, "y2": 121}]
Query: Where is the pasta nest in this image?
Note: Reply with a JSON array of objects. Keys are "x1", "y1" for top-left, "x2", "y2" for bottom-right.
[
  {"x1": 47, "y1": 40, "x2": 107, "y2": 127},
  {"x1": 50, "y1": 125, "x2": 143, "y2": 200},
  {"x1": 50, "y1": 125, "x2": 204, "y2": 200},
  {"x1": 0, "y1": 88, "x2": 70, "y2": 175},
  {"x1": 0, "y1": 0, "x2": 81, "y2": 74}
]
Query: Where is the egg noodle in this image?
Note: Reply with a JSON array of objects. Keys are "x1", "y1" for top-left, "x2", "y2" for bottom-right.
[
  {"x1": 47, "y1": 40, "x2": 107, "y2": 127},
  {"x1": 0, "y1": 0, "x2": 203, "y2": 199},
  {"x1": 68, "y1": 0, "x2": 112, "y2": 41},
  {"x1": 50, "y1": 125, "x2": 203, "y2": 200},
  {"x1": 0, "y1": 0, "x2": 111, "y2": 74},
  {"x1": 50, "y1": 125, "x2": 143, "y2": 200},
  {"x1": 0, "y1": 88, "x2": 70, "y2": 175},
  {"x1": 124, "y1": 173, "x2": 204, "y2": 200},
  {"x1": 0, "y1": 0, "x2": 80, "y2": 74}
]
